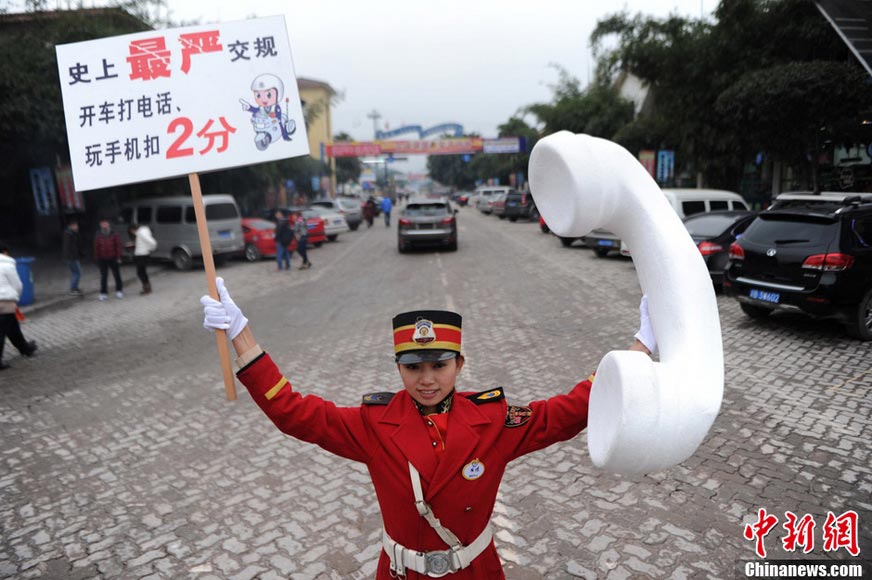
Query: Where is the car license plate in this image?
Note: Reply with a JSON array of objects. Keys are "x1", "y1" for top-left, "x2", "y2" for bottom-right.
[
  {"x1": 307, "y1": 224, "x2": 315, "y2": 230},
  {"x1": 750, "y1": 288, "x2": 780, "y2": 304},
  {"x1": 218, "y1": 230, "x2": 232, "y2": 239},
  {"x1": 507, "y1": 201, "x2": 517, "y2": 206},
  {"x1": 597, "y1": 239, "x2": 614, "y2": 247},
  {"x1": 334, "y1": 219, "x2": 343, "y2": 225}
]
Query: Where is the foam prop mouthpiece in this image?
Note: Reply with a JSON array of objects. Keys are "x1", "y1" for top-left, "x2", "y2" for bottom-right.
[{"x1": 529, "y1": 131, "x2": 724, "y2": 475}]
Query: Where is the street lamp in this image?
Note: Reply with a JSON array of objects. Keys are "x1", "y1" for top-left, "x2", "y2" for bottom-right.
[{"x1": 367, "y1": 109, "x2": 381, "y2": 140}]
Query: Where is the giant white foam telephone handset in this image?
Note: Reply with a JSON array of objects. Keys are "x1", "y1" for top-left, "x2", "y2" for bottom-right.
[{"x1": 529, "y1": 132, "x2": 724, "y2": 475}]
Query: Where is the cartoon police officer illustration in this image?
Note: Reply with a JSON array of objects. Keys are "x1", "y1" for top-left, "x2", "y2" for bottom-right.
[
  {"x1": 200, "y1": 279, "x2": 655, "y2": 578},
  {"x1": 239, "y1": 73, "x2": 296, "y2": 151}
]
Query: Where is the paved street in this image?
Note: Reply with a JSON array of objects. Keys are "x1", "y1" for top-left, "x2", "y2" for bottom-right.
[{"x1": 1, "y1": 207, "x2": 870, "y2": 580}]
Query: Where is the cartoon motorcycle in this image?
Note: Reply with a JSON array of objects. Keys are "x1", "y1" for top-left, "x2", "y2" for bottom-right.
[{"x1": 240, "y1": 73, "x2": 297, "y2": 151}]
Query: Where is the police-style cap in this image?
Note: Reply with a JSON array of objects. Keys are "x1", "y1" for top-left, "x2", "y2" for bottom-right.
[{"x1": 392, "y1": 310, "x2": 462, "y2": 364}]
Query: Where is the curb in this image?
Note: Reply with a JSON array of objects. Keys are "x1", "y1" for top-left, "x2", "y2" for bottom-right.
[{"x1": 19, "y1": 265, "x2": 171, "y2": 316}]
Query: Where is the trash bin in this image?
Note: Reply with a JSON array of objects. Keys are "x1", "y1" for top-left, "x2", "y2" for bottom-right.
[{"x1": 15, "y1": 257, "x2": 35, "y2": 306}]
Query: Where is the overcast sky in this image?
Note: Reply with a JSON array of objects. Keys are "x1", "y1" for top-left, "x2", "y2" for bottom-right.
[{"x1": 170, "y1": 1, "x2": 711, "y2": 142}]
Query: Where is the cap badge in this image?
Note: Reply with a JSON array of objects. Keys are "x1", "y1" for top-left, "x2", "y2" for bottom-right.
[
  {"x1": 413, "y1": 319, "x2": 436, "y2": 344},
  {"x1": 462, "y1": 458, "x2": 485, "y2": 481}
]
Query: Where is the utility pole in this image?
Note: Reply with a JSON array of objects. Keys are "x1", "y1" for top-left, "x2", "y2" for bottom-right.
[{"x1": 367, "y1": 109, "x2": 381, "y2": 140}]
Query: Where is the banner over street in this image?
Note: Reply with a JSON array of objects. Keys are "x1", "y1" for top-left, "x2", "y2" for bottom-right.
[{"x1": 56, "y1": 16, "x2": 309, "y2": 191}]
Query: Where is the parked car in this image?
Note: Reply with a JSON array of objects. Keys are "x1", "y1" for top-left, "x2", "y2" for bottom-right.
[
  {"x1": 397, "y1": 198, "x2": 458, "y2": 253},
  {"x1": 308, "y1": 206, "x2": 350, "y2": 241},
  {"x1": 287, "y1": 207, "x2": 327, "y2": 247},
  {"x1": 120, "y1": 194, "x2": 244, "y2": 270},
  {"x1": 682, "y1": 210, "x2": 757, "y2": 288},
  {"x1": 574, "y1": 188, "x2": 750, "y2": 256},
  {"x1": 474, "y1": 186, "x2": 512, "y2": 213},
  {"x1": 454, "y1": 191, "x2": 472, "y2": 206},
  {"x1": 241, "y1": 217, "x2": 280, "y2": 261},
  {"x1": 262, "y1": 207, "x2": 327, "y2": 247},
  {"x1": 490, "y1": 192, "x2": 509, "y2": 218},
  {"x1": 724, "y1": 193, "x2": 872, "y2": 340},
  {"x1": 311, "y1": 198, "x2": 363, "y2": 230},
  {"x1": 504, "y1": 190, "x2": 537, "y2": 221}
]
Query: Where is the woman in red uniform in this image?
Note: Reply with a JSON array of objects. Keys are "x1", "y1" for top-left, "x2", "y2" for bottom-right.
[{"x1": 201, "y1": 279, "x2": 654, "y2": 578}]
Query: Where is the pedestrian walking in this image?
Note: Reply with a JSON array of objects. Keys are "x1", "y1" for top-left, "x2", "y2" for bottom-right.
[
  {"x1": 200, "y1": 279, "x2": 656, "y2": 578},
  {"x1": 0, "y1": 245, "x2": 37, "y2": 370},
  {"x1": 62, "y1": 218, "x2": 85, "y2": 296},
  {"x1": 128, "y1": 224, "x2": 157, "y2": 294},
  {"x1": 381, "y1": 196, "x2": 393, "y2": 227},
  {"x1": 93, "y1": 218, "x2": 123, "y2": 300},
  {"x1": 363, "y1": 196, "x2": 376, "y2": 228},
  {"x1": 274, "y1": 210, "x2": 293, "y2": 271},
  {"x1": 293, "y1": 211, "x2": 312, "y2": 269}
]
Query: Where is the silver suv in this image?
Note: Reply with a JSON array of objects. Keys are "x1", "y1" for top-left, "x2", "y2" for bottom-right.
[{"x1": 311, "y1": 197, "x2": 362, "y2": 230}]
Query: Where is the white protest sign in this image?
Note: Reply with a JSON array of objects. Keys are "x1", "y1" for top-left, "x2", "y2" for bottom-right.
[{"x1": 56, "y1": 16, "x2": 309, "y2": 192}]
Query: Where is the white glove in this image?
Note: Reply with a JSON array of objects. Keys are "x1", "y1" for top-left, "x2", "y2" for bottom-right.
[
  {"x1": 200, "y1": 277, "x2": 248, "y2": 340},
  {"x1": 239, "y1": 99, "x2": 251, "y2": 111},
  {"x1": 633, "y1": 294, "x2": 657, "y2": 355}
]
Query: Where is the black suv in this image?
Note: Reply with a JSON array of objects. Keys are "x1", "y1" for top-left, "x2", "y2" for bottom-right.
[
  {"x1": 503, "y1": 190, "x2": 538, "y2": 221},
  {"x1": 724, "y1": 193, "x2": 872, "y2": 340}
]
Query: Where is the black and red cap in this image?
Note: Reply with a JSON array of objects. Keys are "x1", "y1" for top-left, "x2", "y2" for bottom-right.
[{"x1": 392, "y1": 310, "x2": 462, "y2": 364}]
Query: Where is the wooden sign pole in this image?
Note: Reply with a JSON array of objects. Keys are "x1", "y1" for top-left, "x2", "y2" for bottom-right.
[{"x1": 189, "y1": 172, "x2": 237, "y2": 401}]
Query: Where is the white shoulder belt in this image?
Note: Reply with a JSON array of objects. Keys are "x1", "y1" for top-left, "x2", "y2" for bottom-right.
[{"x1": 383, "y1": 462, "x2": 493, "y2": 578}]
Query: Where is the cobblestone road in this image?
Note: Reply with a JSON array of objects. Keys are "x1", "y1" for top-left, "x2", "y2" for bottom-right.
[{"x1": 1, "y1": 207, "x2": 869, "y2": 579}]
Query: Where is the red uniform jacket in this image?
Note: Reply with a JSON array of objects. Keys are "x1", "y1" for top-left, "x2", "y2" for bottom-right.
[{"x1": 238, "y1": 353, "x2": 593, "y2": 579}]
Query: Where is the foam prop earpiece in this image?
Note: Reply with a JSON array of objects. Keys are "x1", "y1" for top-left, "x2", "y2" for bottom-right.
[{"x1": 529, "y1": 131, "x2": 724, "y2": 475}]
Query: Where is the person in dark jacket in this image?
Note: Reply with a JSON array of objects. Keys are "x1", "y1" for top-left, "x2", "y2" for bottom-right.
[
  {"x1": 274, "y1": 210, "x2": 293, "y2": 271},
  {"x1": 93, "y1": 219, "x2": 123, "y2": 300},
  {"x1": 62, "y1": 219, "x2": 85, "y2": 296},
  {"x1": 363, "y1": 197, "x2": 376, "y2": 228},
  {"x1": 292, "y1": 211, "x2": 312, "y2": 269}
]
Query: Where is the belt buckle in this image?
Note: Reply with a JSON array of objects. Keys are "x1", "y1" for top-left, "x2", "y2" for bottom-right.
[{"x1": 424, "y1": 550, "x2": 453, "y2": 577}]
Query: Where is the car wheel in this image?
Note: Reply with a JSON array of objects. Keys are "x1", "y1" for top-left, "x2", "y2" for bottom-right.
[
  {"x1": 172, "y1": 249, "x2": 192, "y2": 271},
  {"x1": 313, "y1": 241, "x2": 323, "y2": 248},
  {"x1": 594, "y1": 248, "x2": 610, "y2": 258},
  {"x1": 214, "y1": 255, "x2": 228, "y2": 267},
  {"x1": 740, "y1": 302, "x2": 773, "y2": 319},
  {"x1": 447, "y1": 240, "x2": 458, "y2": 252},
  {"x1": 398, "y1": 239, "x2": 406, "y2": 254},
  {"x1": 846, "y1": 288, "x2": 872, "y2": 341},
  {"x1": 508, "y1": 217, "x2": 518, "y2": 222},
  {"x1": 559, "y1": 237, "x2": 573, "y2": 247},
  {"x1": 498, "y1": 215, "x2": 506, "y2": 220},
  {"x1": 327, "y1": 234, "x2": 338, "y2": 242},
  {"x1": 349, "y1": 223, "x2": 359, "y2": 231},
  {"x1": 244, "y1": 244, "x2": 260, "y2": 262},
  {"x1": 541, "y1": 223, "x2": 550, "y2": 234}
]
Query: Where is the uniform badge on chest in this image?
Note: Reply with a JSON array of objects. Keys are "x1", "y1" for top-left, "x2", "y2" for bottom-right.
[{"x1": 462, "y1": 458, "x2": 485, "y2": 480}]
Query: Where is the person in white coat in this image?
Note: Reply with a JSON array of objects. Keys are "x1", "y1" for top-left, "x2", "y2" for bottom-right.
[
  {"x1": 128, "y1": 224, "x2": 157, "y2": 295},
  {"x1": 0, "y1": 245, "x2": 37, "y2": 370}
]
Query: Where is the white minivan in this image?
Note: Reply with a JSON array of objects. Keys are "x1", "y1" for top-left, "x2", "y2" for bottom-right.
[
  {"x1": 576, "y1": 188, "x2": 749, "y2": 257},
  {"x1": 120, "y1": 194, "x2": 244, "y2": 270}
]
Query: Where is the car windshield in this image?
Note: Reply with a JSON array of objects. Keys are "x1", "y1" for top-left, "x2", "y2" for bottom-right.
[
  {"x1": 405, "y1": 204, "x2": 449, "y2": 216},
  {"x1": 743, "y1": 215, "x2": 838, "y2": 245},
  {"x1": 301, "y1": 210, "x2": 319, "y2": 220},
  {"x1": 246, "y1": 219, "x2": 275, "y2": 230},
  {"x1": 683, "y1": 214, "x2": 741, "y2": 237},
  {"x1": 311, "y1": 201, "x2": 333, "y2": 209},
  {"x1": 338, "y1": 199, "x2": 359, "y2": 209}
]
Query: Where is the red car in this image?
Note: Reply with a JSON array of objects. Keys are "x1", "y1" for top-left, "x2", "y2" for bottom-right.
[
  {"x1": 289, "y1": 208, "x2": 327, "y2": 247},
  {"x1": 241, "y1": 217, "x2": 282, "y2": 262}
]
